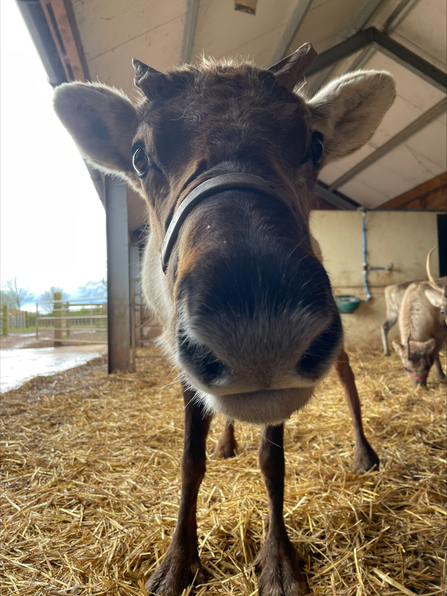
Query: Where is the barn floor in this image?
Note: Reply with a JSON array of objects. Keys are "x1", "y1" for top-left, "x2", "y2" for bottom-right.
[{"x1": 1, "y1": 345, "x2": 446, "y2": 596}]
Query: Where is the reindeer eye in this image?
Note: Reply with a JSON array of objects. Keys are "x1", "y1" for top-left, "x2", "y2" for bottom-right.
[
  {"x1": 132, "y1": 146, "x2": 150, "y2": 178},
  {"x1": 301, "y1": 131, "x2": 324, "y2": 168},
  {"x1": 310, "y1": 132, "x2": 324, "y2": 167}
]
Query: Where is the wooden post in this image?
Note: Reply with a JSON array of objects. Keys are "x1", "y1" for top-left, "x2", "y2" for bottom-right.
[
  {"x1": 2, "y1": 306, "x2": 8, "y2": 336},
  {"x1": 25, "y1": 311, "x2": 29, "y2": 328},
  {"x1": 36, "y1": 303, "x2": 39, "y2": 339},
  {"x1": 65, "y1": 301, "x2": 71, "y2": 338},
  {"x1": 54, "y1": 291, "x2": 62, "y2": 347}
]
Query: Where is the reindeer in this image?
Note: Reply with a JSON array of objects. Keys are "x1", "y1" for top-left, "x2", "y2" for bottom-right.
[
  {"x1": 381, "y1": 281, "x2": 413, "y2": 356},
  {"x1": 54, "y1": 45, "x2": 395, "y2": 596},
  {"x1": 382, "y1": 247, "x2": 446, "y2": 357},
  {"x1": 392, "y1": 249, "x2": 446, "y2": 388},
  {"x1": 424, "y1": 246, "x2": 447, "y2": 323}
]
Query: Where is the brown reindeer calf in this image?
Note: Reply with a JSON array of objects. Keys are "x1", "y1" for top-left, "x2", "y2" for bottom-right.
[{"x1": 54, "y1": 45, "x2": 394, "y2": 596}]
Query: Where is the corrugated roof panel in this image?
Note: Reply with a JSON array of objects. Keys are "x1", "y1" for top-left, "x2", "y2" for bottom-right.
[
  {"x1": 339, "y1": 136, "x2": 446, "y2": 207},
  {"x1": 319, "y1": 144, "x2": 375, "y2": 187},
  {"x1": 365, "y1": 52, "x2": 445, "y2": 111},
  {"x1": 192, "y1": 0, "x2": 298, "y2": 64},
  {"x1": 290, "y1": 0, "x2": 372, "y2": 53},
  {"x1": 404, "y1": 117, "x2": 447, "y2": 171},
  {"x1": 72, "y1": 0, "x2": 187, "y2": 63},
  {"x1": 88, "y1": 17, "x2": 185, "y2": 95},
  {"x1": 391, "y1": 0, "x2": 446, "y2": 71}
]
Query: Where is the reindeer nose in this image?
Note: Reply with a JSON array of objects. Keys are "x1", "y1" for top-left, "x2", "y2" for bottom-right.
[{"x1": 178, "y1": 331, "x2": 230, "y2": 387}]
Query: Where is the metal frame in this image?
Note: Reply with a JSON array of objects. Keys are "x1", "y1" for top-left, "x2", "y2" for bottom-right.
[
  {"x1": 307, "y1": 27, "x2": 447, "y2": 92},
  {"x1": 105, "y1": 179, "x2": 131, "y2": 373},
  {"x1": 348, "y1": 0, "x2": 420, "y2": 72},
  {"x1": 329, "y1": 98, "x2": 447, "y2": 191},
  {"x1": 308, "y1": 0, "x2": 385, "y2": 96},
  {"x1": 314, "y1": 182, "x2": 359, "y2": 210},
  {"x1": 181, "y1": 0, "x2": 201, "y2": 64},
  {"x1": 16, "y1": 0, "x2": 67, "y2": 86}
]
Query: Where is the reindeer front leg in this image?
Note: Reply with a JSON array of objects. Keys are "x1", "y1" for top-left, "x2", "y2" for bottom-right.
[
  {"x1": 433, "y1": 352, "x2": 446, "y2": 380},
  {"x1": 256, "y1": 424, "x2": 308, "y2": 596},
  {"x1": 145, "y1": 386, "x2": 212, "y2": 596},
  {"x1": 335, "y1": 349, "x2": 379, "y2": 473}
]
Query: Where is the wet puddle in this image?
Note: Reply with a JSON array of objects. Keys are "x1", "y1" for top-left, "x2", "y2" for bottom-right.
[{"x1": 1, "y1": 345, "x2": 107, "y2": 392}]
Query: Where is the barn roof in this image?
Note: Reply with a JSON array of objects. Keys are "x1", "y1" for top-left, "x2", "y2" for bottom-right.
[{"x1": 18, "y1": 0, "x2": 446, "y2": 233}]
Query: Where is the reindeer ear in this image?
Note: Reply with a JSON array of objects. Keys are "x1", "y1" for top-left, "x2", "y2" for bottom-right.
[
  {"x1": 392, "y1": 341, "x2": 404, "y2": 357},
  {"x1": 269, "y1": 43, "x2": 318, "y2": 91},
  {"x1": 308, "y1": 70, "x2": 395, "y2": 165},
  {"x1": 54, "y1": 82, "x2": 137, "y2": 175},
  {"x1": 422, "y1": 338, "x2": 436, "y2": 355},
  {"x1": 424, "y1": 287, "x2": 444, "y2": 309}
]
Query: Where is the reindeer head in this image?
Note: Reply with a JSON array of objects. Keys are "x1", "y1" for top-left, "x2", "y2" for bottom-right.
[
  {"x1": 392, "y1": 336, "x2": 436, "y2": 388},
  {"x1": 425, "y1": 247, "x2": 447, "y2": 324},
  {"x1": 53, "y1": 47, "x2": 395, "y2": 424}
]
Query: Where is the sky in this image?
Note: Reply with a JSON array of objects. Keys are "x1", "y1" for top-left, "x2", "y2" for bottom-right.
[{"x1": 0, "y1": 0, "x2": 107, "y2": 306}]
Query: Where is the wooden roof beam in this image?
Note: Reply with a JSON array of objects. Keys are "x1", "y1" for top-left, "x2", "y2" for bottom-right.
[
  {"x1": 380, "y1": 172, "x2": 447, "y2": 209},
  {"x1": 39, "y1": 0, "x2": 89, "y2": 82}
]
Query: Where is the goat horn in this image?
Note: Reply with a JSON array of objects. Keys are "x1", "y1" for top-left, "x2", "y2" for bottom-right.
[{"x1": 425, "y1": 246, "x2": 441, "y2": 292}]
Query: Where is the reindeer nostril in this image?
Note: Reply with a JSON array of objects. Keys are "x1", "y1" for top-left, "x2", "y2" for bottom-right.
[
  {"x1": 296, "y1": 311, "x2": 342, "y2": 378},
  {"x1": 178, "y1": 331, "x2": 228, "y2": 386}
]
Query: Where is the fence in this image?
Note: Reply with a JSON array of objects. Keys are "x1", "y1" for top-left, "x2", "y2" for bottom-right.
[
  {"x1": 130, "y1": 278, "x2": 161, "y2": 370},
  {"x1": 35, "y1": 295, "x2": 108, "y2": 346}
]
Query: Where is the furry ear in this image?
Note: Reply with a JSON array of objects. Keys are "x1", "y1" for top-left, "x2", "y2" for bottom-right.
[
  {"x1": 422, "y1": 338, "x2": 436, "y2": 355},
  {"x1": 307, "y1": 70, "x2": 395, "y2": 165},
  {"x1": 54, "y1": 82, "x2": 138, "y2": 175},
  {"x1": 392, "y1": 340, "x2": 404, "y2": 357},
  {"x1": 424, "y1": 287, "x2": 444, "y2": 309}
]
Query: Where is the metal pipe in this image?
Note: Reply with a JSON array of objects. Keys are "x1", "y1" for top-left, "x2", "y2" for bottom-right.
[{"x1": 362, "y1": 211, "x2": 372, "y2": 301}]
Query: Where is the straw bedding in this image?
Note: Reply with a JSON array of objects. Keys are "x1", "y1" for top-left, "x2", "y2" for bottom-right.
[{"x1": 1, "y1": 344, "x2": 446, "y2": 595}]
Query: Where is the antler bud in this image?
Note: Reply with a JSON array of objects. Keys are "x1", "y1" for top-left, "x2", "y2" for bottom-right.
[{"x1": 425, "y1": 246, "x2": 441, "y2": 292}]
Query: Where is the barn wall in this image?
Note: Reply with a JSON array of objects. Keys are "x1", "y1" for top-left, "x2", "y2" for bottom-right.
[{"x1": 310, "y1": 210, "x2": 442, "y2": 350}]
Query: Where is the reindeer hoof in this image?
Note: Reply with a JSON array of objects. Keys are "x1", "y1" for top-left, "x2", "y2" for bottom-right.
[
  {"x1": 353, "y1": 441, "x2": 380, "y2": 474},
  {"x1": 144, "y1": 548, "x2": 203, "y2": 596},
  {"x1": 255, "y1": 534, "x2": 309, "y2": 596},
  {"x1": 213, "y1": 443, "x2": 237, "y2": 460},
  {"x1": 213, "y1": 434, "x2": 237, "y2": 460}
]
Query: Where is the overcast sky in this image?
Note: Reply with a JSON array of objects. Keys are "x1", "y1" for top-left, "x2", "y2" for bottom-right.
[{"x1": 1, "y1": 0, "x2": 107, "y2": 305}]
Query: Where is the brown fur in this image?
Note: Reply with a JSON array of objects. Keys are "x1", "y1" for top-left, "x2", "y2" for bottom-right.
[{"x1": 54, "y1": 50, "x2": 395, "y2": 596}]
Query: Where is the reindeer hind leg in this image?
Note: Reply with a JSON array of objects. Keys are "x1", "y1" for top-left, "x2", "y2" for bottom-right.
[{"x1": 213, "y1": 418, "x2": 237, "y2": 459}]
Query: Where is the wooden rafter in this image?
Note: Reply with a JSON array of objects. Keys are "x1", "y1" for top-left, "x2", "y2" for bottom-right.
[
  {"x1": 380, "y1": 172, "x2": 447, "y2": 210},
  {"x1": 39, "y1": 0, "x2": 89, "y2": 82}
]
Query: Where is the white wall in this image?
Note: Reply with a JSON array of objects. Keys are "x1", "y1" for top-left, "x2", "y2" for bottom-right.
[{"x1": 310, "y1": 210, "x2": 442, "y2": 349}]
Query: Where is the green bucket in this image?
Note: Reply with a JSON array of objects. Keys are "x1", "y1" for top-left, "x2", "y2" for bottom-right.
[{"x1": 335, "y1": 295, "x2": 361, "y2": 314}]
